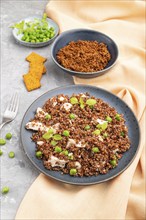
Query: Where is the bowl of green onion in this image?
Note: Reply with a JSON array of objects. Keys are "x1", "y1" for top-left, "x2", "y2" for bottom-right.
[{"x1": 10, "y1": 13, "x2": 59, "y2": 47}]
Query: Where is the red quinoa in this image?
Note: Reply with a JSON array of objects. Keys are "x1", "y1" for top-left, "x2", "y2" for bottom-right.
[
  {"x1": 56, "y1": 40, "x2": 111, "y2": 72},
  {"x1": 26, "y1": 93, "x2": 130, "y2": 177}
]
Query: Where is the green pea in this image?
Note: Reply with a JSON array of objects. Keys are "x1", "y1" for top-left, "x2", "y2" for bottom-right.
[
  {"x1": 92, "y1": 129, "x2": 100, "y2": 135},
  {"x1": 1, "y1": 186, "x2": 9, "y2": 194},
  {"x1": 106, "y1": 116, "x2": 112, "y2": 122},
  {"x1": 70, "y1": 168, "x2": 77, "y2": 175},
  {"x1": 31, "y1": 40, "x2": 35, "y2": 43},
  {"x1": 115, "y1": 114, "x2": 121, "y2": 121},
  {"x1": 86, "y1": 99, "x2": 96, "y2": 106},
  {"x1": 8, "y1": 151, "x2": 15, "y2": 158},
  {"x1": 25, "y1": 38, "x2": 30, "y2": 42},
  {"x1": 39, "y1": 34, "x2": 44, "y2": 38},
  {"x1": 110, "y1": 159, "x2": 117, "y2": 167},
  {"x1": 70, "y1": 97, "x2": 78, "y2": 104},
  {"x1": 84, "y1": 125, "x2": 90, "y2": 130},
  {"x1": 69, "y1": 113, "x2": 75, "y2": 119},
  {"x1": 39, "y1": 39, "x2": 43, "y2": 42},
  {"x1": 63, "y1": 130, "x2": 70, "y2": 137},
  {"x1": 0, "y1": 150, "x2": 3, "y2": 156},
  {"x1": 50, "y1": 27, "x2": 54, "y2": 31},
  {"x1": 62, "y1": 150, "x2": 69, "y2": 156},
  {"x1": 5, "y1": 133, "x2": 12, "y2": 140},
  {"x1": 45, "y1": 114, "x2": 51, "y2": 120},
  {"x1": 53, "y1": 134, "x2": 62, "y2": 141},
  {"x1": 55, "y1": 146, "x2": 62, "y2": 153},
  {"x1": 0, "y1": 139, "x2": 6, "y2": 145},
  {"x1": 51, "y1": 140, "x2": 58, "y2": 146},
  {"x1": 36, "y1": 39, "x2": 40, "y2": 43},
  {"x1": 21, "y1": 36, "x2": 26, "y2": 41},
  {"x1": 36, "y1": 151, "x2": 42, "y2": 158},
  {"x1": 43, "y1": 38, "x2": 47, "y2": 42}
]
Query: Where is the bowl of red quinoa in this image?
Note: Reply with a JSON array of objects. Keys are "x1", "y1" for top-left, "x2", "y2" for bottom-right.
[
  {"x1": 21, "y1": 85, "x2": 140, "y2": 185},
  {"x1": 51, "y1": 29, "x2": 118, "y2": 78}
]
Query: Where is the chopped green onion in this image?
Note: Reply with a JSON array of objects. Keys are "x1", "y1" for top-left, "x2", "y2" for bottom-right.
[
  {"x1": 103, "y1": 132, "x2": 108, "y2": 138},
  {"x1": 92, "y1": 129, "x2": 100, "y2": 135},
  {"x1": 86, "y1": 99, "x2": 96, "y2": 106},
  {"x1": 84, "y1": 125, "x2": 90, "y2": 130},
  {"x1": 62, "y1": 150, "x2": 69, "y2": 156},
  {"x1": 70, "y1": 97, "x2": 78, "y2": 104},
  {"x1": 79, "y1": 97, "x2": 85, "y2": 109},
  {"x1": 42, "y1": 133, "x2": 53, "y2": 140},
  {"x1": 53, "y1": 134, "x2": 62, "y2": 141},
  {"x1": 51, "y1": 140, "x2": 58, "y2": 146},
  {"x1": 92, "y1": 147, "x2": 100, "y2": 153},
  {"x1": 54, "y1": 146, "x2": 62, "y2": 153},
  {"x1": 120, "y1": 131, "x2": 125, "y2": 137},
  {"x1": 69, "y1": 113, "x2": 75, "y2": 119},
  {"x1": 106, "y1": 116, "x2": 112, "y2": 122},
  {"x1": 97, "y1": 122, "x2": 108, "y2": 131},
  {"x1": 115, "y1": 114, "x2": 121, "y2": 121}
]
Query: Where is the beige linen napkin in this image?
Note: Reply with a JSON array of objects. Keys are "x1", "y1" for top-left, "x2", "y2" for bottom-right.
[{"x1": 16, "y1": 1, "x2": 145, "y2": 219}]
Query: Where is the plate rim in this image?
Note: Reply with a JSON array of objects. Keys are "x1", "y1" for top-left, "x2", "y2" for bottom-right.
[{"x1": 20, "y1": 84, "x2": 140, "y2": 185}]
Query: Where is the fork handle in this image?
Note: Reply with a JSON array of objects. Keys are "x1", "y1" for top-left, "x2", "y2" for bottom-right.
[{"x1": 0, "y1": 122, "x2": 8, "y2": 131}]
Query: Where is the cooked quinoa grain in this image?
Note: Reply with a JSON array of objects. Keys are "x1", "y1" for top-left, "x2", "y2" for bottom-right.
[
  {"x1": 56, "y1": 40, "x2": 111, "y2": 72},
  {"x1": 26, "y1": 93, "x2": 130, "y2": 177}
]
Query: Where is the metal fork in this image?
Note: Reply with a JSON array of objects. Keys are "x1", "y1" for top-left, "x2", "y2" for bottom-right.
[{"x1": 0, "y1": 92, "x2": 19, "y2": 130}]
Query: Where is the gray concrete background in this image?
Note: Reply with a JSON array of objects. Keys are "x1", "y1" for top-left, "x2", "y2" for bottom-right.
[{"x1": 0, "y1": 1, "x2": 74, "y2": 219}]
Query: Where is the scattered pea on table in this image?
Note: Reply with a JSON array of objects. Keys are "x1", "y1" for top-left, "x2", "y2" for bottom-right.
[
  {"x1": 1, "y1": 186, "x2": 9, "y2": 194},
  {"x1": 5, "y1": 133, "x2": 12, "y2": 140},
  {"x1": 8, "y1": 152, "x2": 15, "y2": 158},
  {"x1": 0, "y1": 139, "x2": 6, "y2": 145}
]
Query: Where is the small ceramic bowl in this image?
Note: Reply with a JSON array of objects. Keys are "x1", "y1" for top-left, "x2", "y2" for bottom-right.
[
  {"x1": 12, "y1": 16, "x2": 59, "y2": 48},
  {"x1": 51, "y1": 29, "x2": 118, "y2": 78}
]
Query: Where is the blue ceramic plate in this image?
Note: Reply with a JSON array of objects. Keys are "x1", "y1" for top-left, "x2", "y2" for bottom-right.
[
  {"x1": 51, "y1": 29, "x2": 118, "y2": 78},
  {"x1": 12, "y1": 16, "x2": 59, "y2": 48},
  {"x1": 21, "y1": 85, "x2": 140, "y2": 185}
]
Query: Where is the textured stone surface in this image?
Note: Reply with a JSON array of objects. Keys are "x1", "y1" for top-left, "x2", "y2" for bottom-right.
[{"x1": 0, "y1": 1, "x2": 74, "y2": 219}]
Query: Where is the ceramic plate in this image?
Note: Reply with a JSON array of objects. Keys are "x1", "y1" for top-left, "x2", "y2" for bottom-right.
[
  {"x1": 12, "y1": 16, "x2": 59, "y2": 48},
  {"x1": 21, "y1": 85, "x2": 140, "y2": 185}
]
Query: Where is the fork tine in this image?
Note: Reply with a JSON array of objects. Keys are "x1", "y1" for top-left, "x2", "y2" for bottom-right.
[
  {"x1": 13, "y1": 93, "x2": 19, "y2": 112},
  {"x1": 7, "y1": 93, "x2": 19, "y2": 112},
  {"x1": 7, "y1": 93, "x2": 16, "y2": 111}
]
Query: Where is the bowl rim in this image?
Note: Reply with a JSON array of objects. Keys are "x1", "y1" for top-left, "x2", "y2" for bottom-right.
[
  {"x1": 12, "y1": 15, "x2": 59, "y2": 45},
  {"x1": 51, "y1": 28, "x2": 119, "y2": 75}
]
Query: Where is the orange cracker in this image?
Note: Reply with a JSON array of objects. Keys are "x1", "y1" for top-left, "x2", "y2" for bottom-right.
[
  {"x1": 26, "y1": 52, "x2": 47, "y2": 63},
  {"x1": 23, "y1": 74, "x2": 41, "y2": 92},
  {"x1": 29, "y1": 63, "x2": 44, "y2": 80}
]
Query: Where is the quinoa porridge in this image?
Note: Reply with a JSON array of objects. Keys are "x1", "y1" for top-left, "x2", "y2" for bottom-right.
[{"x1": 26, "y1": 93, "x2": 130, "y2": 177}]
